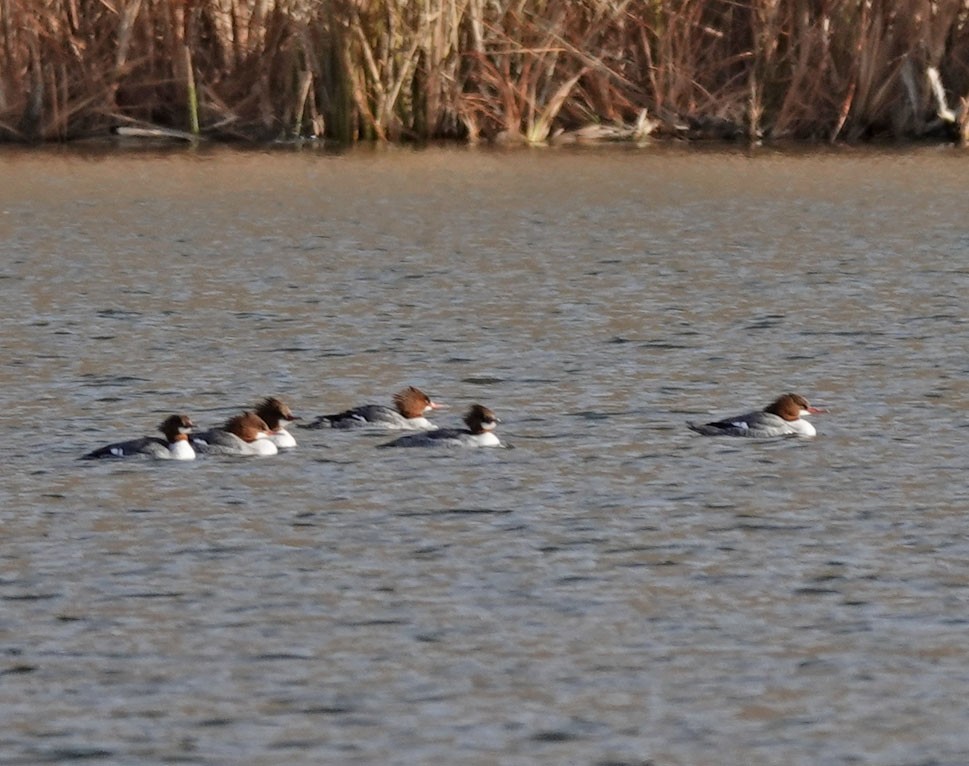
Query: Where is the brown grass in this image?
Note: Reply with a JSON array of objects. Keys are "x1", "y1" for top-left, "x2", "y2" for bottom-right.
[{"x1": 1, "y1": 0, "x2": 968, "y2": 143}]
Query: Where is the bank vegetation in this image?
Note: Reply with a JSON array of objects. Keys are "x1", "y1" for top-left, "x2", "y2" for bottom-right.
[{"x1": 2, "y1": 0, "x2": 969, "y2": 145}]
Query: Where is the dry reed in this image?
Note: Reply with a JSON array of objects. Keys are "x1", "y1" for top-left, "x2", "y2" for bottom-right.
[{"x1": 1, "y1": 0, "x2": 968, "y2": 143}]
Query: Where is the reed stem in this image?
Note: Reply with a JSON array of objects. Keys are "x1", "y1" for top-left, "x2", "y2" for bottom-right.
[{"x1": 183, "y1": 44, "x2": 200, "y2": 137}]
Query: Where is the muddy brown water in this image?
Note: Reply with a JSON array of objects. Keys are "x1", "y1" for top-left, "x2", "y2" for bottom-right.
[{"x1": 1, "y1": 143, "x2": 968, "y2": 765}]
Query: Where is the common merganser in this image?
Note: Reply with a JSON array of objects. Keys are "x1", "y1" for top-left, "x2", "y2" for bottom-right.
[
  {"x1": 688, "y1": 393, "x2": 826, "y2": 437},
  {"x1": 379, "y1": 404, "x2": 501, "y2": 448},
  {"x1": 193, "y1": 411, "x2": 279, "y2": 456},
  {"x1": 254, "y1": 397, "x2": 299, "y2": 448},
  {"x1": 82, "y1": 414, "x2": 196, "y2": 460},
  {"x1": 303, "y1": 386, "x2": 445, "y2": 430}
]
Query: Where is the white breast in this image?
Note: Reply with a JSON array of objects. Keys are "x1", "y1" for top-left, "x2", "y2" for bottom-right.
[
  {"x1": 249, "y1": 438, "x2": 279, "y2": 456},
  {"x1": 168, "y1": 441, "x2": 196, "y2": 460},
  {"x1": 403, "y1": 416, "x2": 438, "y2": 431},
  {"x1": 269, "y1": 429, "x2": 297, "y2": 448},
  {"x1": 787, "y1": 419, "x2": 817, "y2": 437}
]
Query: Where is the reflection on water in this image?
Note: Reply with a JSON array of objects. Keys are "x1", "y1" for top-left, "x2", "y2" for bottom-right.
[{"x1": 1, "y1": 145, "x2": 968, "y2": 765}]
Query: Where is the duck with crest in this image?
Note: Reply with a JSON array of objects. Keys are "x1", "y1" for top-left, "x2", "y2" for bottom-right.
[
  {"x1": 82, "y1": 414, "x2": 196, "y2": 460},
  {"x1": 379, "y1": 404, "x2": 502, "y2": 448},
  {"x1": 303, "y1": 386, "x2": 445, "y2": 430},
  {"x1": 193, "y1": 410, "x2": 279, "y2": 456},
  {"x1": 688, "y1": 393, "x2": 826, "y2": 437}
]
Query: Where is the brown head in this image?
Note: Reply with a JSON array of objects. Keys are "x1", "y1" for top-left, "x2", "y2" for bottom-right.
[
  {"x1": 224, "y1": 411, "x2": 272, "y2": 443},
  {"x1": 158, "y1": 414, "x2": 194, "y2": 443},
  {"x1": 463, "y1": 404, "x2": 499, "y2": 435},
  {"x1": 393, "y1": 386, "x2": 445, "y2": 419},
  {"x1": 255, "y1": 397, "x2": 298, "y2": 430},
  {"x1": 765, "y1": 393, "x2": 826, "y2": 421}
]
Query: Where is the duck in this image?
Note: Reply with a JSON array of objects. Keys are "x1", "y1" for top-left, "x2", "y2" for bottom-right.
[
  {"x1": 254, "y1": 397, "x2": 299, "y2": 448},
  {"x1": 688, "y1": 393, "x2": 826, "y2": 437},
  {"x1": 303, "y1": 386, "x2": 445, "y2": 430},
  {"x1": 82, "y1": 414, "x2": 196, "y2": 460},
  {"x1": 192, "y1": 411, "x2": 279, "y2": 456},
  {"x1": 379, "y1": 404, "x2": 501, "y2": 448}
]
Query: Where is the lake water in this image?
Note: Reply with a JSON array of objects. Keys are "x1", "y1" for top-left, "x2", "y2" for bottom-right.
[{"x1": 1, "y1": 142, "x2": 968, "y2": 765}]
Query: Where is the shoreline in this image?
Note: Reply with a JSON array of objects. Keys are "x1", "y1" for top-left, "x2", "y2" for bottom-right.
[{"x1": 1, "y1": 135, "x2": 965, "y2": 164}]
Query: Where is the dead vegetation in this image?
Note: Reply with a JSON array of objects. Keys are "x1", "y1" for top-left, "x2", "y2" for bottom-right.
[{"x1": 2, "y1": 0, "x2": 968, "y2": 144}]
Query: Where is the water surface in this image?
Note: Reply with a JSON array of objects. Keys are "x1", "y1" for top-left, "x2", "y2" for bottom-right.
[{"x1": 1, "y1": 144, "x2": 968, "y2": 765}]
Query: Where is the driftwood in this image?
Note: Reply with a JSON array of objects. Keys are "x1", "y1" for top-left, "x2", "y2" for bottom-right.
[
  {"x1": 549, "y1": 110, "x2": 661, "y2": 144},
  {"x1": 927, "y1": 66, "x2": 969, "y2": 147},
  {"x1": 111, "y1": 125, "x2": 201, "y2": 142}
]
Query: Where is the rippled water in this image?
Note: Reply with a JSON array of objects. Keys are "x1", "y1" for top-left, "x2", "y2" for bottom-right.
[{"x1": 1, "y1": 144, "x2": 968, "y2": 765}]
